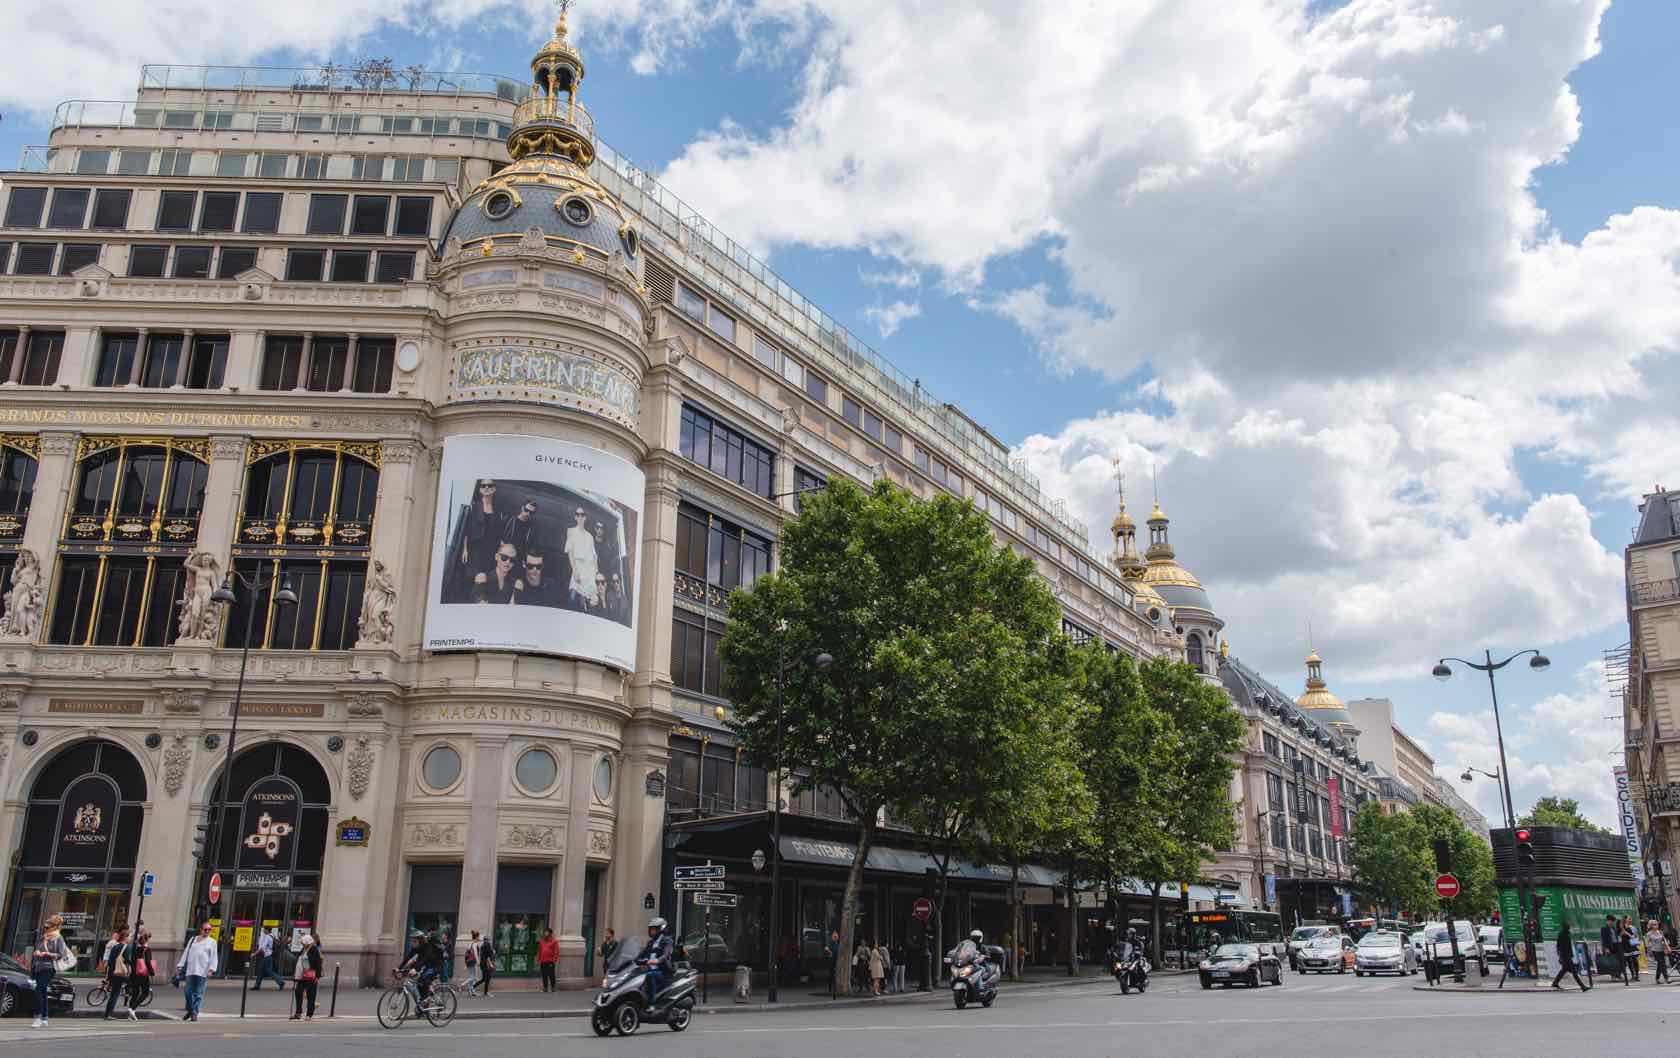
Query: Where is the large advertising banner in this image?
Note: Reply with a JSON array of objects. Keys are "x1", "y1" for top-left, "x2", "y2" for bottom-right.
[
  {"x1": 425, "y1": 434, "x2": 643, "y2": 670},
  {"x1": 1613, "y1": 766, "x2": 1646, "y2": 884}
]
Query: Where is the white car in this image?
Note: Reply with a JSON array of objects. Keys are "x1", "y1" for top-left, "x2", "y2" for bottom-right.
[
  {"x1": 1415, "y1": 920, "x2": 1485, "y2": 974},
  {"x1": 1354, "y1": 931, "x2": 1417, "y2": 976},
  {"x1": 1287, "y1": 925, "x2": 1341, "y2": 971}
]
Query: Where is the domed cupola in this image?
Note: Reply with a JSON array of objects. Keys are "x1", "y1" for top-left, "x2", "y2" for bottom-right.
[
  {"x1": 1295, "y1": 647, "x2": 1356, "y2": 733},
  {"x1": 438, "y1": 0, "x2": 643, "y2": 277},
  {"x1": 1141, "y1": 496, "x2": 1216, "y2": 617}
]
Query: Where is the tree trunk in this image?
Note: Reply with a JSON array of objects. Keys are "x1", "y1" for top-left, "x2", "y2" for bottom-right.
[
  {"x1": 1010, "y1": 861, "x2": 1023, "y2": 981},
  {"x1": 1149, "y1": 881, "x2": 1163, "y2": 969},
  {"x1": 837, "y1": 812, "x2": 878, "y2": 997},
  {"x1": 934, "y1": 858, "x2": 952, "y2": 981},
  {"x1": 1067, "y1": 862, "x2": 1078, "y2": 976}
]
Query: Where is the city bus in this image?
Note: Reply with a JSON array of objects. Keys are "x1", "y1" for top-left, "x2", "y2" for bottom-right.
[{"x1": 1186, "y1": 910, "x2": 1284, "y2": 951}]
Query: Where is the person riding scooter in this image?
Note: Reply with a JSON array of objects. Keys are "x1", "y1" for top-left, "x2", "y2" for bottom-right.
[{"x1": 636, "y1": 917, "x2": 674, "y2": 1005}]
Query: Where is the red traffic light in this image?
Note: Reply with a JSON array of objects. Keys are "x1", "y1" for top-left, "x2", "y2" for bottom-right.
[{"x1": 1515, "y1": 829, "x2": 1531, "y2": 842}]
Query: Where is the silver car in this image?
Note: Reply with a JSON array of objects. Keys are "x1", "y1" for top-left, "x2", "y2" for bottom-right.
[{"x1": 1354, "y1": 931, "x2": 1417, "y2": 976}]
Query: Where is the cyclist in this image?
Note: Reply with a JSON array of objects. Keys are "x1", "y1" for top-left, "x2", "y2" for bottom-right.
[
  {"x1": 636, "y1": 917, "x2": 674, "y2": 1006},
  {"x1": 398, "y1": 928, "x2": 445, "y2": 1001}
]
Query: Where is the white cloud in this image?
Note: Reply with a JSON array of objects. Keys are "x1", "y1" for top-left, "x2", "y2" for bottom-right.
[
  {"x1": 859, "y1": 266, "x2": 920, "y2": 290},
  {"x1": 862, "y1": 299, "x2": 921, "y2": 338}
]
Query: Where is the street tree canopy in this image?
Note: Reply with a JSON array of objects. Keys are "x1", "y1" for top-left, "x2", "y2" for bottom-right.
[
  {"x1": 720, "y1": 478, "x2": 1066, "y2": 993},
  {"x1": 1518, "y1": 796, "x2": 1612, "y2": 835},
  {"x1": 1411, "y1": 803, "x2": 1496, "y2": 917},
  {"x1": 1349, "y1": 802, "x2": 1434, "y2": 917}
]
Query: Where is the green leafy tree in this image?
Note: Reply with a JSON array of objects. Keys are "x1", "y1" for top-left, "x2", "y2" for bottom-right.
[
  {"x1": 1411, "y1": 803, "x2": 1496, "y2": 917},
  {"x1": 1130, "y1": 656, "x2": 1244, "y2": 965},
  {"x1": 1348, "y1": 802, "x2": 1433, "y2": 916},
  {"x1": 719, "y1": 479, "x2": 1062, "y2": 994},
  {"x1": 1519, "y1": 796, "x2": 1612, "y2": 835}
]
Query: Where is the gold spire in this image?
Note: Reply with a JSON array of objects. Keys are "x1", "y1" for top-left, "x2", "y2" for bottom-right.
[
  {"x1": 1110, "y1": 460, "x2": 1148, "y2": 582},
  {"x1": 1296, "y1": 646, "x2": 1347, "y2": 712},
  {"x1": 1140, "y1": 487, "x2": 1203, "y2": 589}
]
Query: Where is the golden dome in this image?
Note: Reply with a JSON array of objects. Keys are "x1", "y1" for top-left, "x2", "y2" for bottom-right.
[
  {"x1": 533, "y1": 5, "x2": 585, "y2": 78},
  {"x1": 1111, "y1": 510, "x2": 1134, "y2": 533},
  {"x1": 1148, "y1": 502, "x2": 1166, "y2": 523},
  {"x1": 1296, "y1": 649, "x2": 1349, "y2": 714},
  {"x1": 1142, "y1": 557, "x2": 1203, "y2": 589}
]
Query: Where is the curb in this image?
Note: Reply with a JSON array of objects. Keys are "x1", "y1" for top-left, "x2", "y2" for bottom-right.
[{"x1": 1408, "y1": 983, "x2": 1587, "y2": 996}]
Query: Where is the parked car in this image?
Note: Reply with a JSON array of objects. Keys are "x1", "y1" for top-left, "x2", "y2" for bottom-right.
[
  {"x1": 1297, "y1": 933, "x2": 1356, "y2": 973},
  {"x1": 1477, "y1": 925, "x2": 1505, "y2": 959},
  {"x1": 1416, "y1": 920, "x2": 1486, "y2": 975},
  {"x1": 1198, "y1": 942, "x2": 1284, "y2": 989},
  {"x1": 1286, "y1": 925, "x2": 1341, "y2": 971},
  {"x1": 0, "y1": 954, "x2": 74, "y2": 1018},
  {"x1": 1354, "y1": 931, "x2": 1417, "y2": 976}
]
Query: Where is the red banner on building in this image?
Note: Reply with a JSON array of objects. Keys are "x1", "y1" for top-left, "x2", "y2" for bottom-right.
[{"x1": 1327, "y1": 776, "x2": 1343, "y2": 838}]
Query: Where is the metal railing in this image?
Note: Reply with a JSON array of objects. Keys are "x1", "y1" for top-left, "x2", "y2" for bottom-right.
[
  {"x1": 138, "y1": 63, "x2": 530, "y2": 101},
  {"x1": 510, "y1": 97, "x2": 594, "y2": 141},
  {"x1": 50, "y1": 100, "x2": 511, "y2": 140},
  {"x1": 1632, "y1": 578, "x2": 1680, "y2": 605}
]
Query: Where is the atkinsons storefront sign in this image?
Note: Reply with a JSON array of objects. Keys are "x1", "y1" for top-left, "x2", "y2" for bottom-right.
[{"x1": 452, "y1": 342, "x2": 638, "y2": 428}]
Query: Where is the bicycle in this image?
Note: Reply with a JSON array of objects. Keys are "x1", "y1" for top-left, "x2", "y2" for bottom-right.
[
  {"x1": 84, "y1": 982, "x2": 154, "y2": 1009},
  {"x1": 377, "y1": 970, "x2": 457, "y2": 1029}
]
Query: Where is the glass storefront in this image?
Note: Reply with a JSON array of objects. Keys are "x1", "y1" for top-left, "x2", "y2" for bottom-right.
[
  {"x1": 407, "y1": 864, "x2": 463, "y2": 971},
  {"x1": 3, "y1": 739, "x2": 145, "y2": 973},
  {"x1": 196, "y1": 743, "x2": 330, "y2": 976},
  {"x1": 493, "y1": 864, "x2": 552, "y2": 976}
]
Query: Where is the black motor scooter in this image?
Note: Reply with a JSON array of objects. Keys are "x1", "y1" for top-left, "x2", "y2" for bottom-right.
[
  {"x1": 946, "y1": 940, "x2": 1002, "y2": 1009},
  {"x1": 1113, "y1": 943, "x2": 1150, "y2": 994}
]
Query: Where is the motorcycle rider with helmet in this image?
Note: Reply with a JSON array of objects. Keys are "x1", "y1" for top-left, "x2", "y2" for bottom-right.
[{"x1": 636, "y1": 917, "x2": 675, "y2": 1005}]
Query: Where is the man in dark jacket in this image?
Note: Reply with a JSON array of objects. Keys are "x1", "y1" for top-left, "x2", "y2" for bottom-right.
[
  {"x1": 1551, "y1": 922, "x2": 1588, "y2": 991},
  {"x1": 636, "y1": 917, "x2": 674, "y2": 1005},
  {"x1": 1601, "y1": 915, "x2": 1627, "y2": 984}
]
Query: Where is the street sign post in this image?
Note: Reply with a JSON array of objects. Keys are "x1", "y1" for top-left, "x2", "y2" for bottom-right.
[
  {"x1": 208, "y1": 872, "x2": 222, "y2": 906},
  {"x1": 912, "y1": 897, "x2": 933, "y2": 922},
  {"x1": 674, "y1": 879, "x2": 726, "y2": 891},
  {"x1": 693, "y1": 892, "x2": 738, "y2": 908},
  {"x1": 142, "y1": 872, "x2": 155, "y2": 897},
  {"x1": 1435, "y1": 874, "x2": 1461, "y2": 900},
  {"x1": 1435, "y1": 874, "x2": 1463, "y2": 981},
  {"x1": 674, "y1": 864, "x2": 726, "y2": 881}
]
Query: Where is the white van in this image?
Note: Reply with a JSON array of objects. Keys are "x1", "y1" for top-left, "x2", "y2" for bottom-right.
[{"x1": 1413, "y1": 920, "x2": 1486, "y2": 975}]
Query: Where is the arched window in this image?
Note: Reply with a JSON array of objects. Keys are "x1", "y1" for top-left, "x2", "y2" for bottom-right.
[
  {"x1": 1187, "y1": 632, "x2": 1204, "y2": 670},
  {"x1": 4, "y1": 739, "x2": 147, "y2": 969},
  {"x1": 198, "y1": 743, "x2": 331, "y2": 975},
  {"x1": 51, "y1": 437, "x2": 208, "y2": 646},
  {"x1": 232, "y1": 442, "x2": 380, "y2": 650}
]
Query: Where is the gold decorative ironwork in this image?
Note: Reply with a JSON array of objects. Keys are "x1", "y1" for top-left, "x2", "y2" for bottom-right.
[
  {"x1": 61, "y1": 437, "x2": 207, "y2": 547},
  {"x1": 239, "y1": 440, "x2": 379, "y2": 554},
  {"x1": 0, "y1": 434, "x2": 40, "y2": 460}
]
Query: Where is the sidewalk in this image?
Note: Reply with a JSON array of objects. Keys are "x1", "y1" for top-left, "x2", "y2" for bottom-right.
[{"x1": 82, "y1": 966, "x2": 1114, "y2": 1021}]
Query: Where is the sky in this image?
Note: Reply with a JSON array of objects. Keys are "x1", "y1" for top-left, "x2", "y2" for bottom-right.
[{"x1": 3, "y1": 0, "x2": 1675, "y2": 831}]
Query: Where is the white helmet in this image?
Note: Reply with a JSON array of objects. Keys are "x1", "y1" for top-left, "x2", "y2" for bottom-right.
[
  {"x1": 970, "y1": 930, "x2": 984, "y2": 943},
  {"x1": 648, "y1": 917, "x2": 667, "y2": 931}
]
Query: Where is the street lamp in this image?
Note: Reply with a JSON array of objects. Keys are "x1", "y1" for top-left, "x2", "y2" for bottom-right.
[
  {"x1": 1433, "y1": 648, "x2": 1549, "y2": 965},
  {"x1": 1459, "y1": 764, "x2": 1509, "y2": 827},
  {"x1": 1256, "y1": 810, "x2": 1271, "y2": 911},
  {"x1": 765, "y1": 616, "x2": 831, "y2": 1004},
  {"x1": 201, "y1": 562, "x2": 295, "y2": 924}
]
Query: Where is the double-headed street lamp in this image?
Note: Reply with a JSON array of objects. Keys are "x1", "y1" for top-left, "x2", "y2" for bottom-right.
[
  {"x1": 1459, "y1": 764, "x2": 1509, "y2": 829},
  {"x1": 199, "y1": 561, "x2": 295, "y2": 922}
]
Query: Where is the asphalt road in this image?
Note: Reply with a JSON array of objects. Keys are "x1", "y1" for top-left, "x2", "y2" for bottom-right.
[{"x1": 2, "y1": 970, "x2": 1674, "y2": 1057}]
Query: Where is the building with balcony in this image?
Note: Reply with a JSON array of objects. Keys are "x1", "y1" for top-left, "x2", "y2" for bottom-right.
[
  {"x1": 0, "y1": 16, "x2": 1188, "y2": 982},
  {"x1": 1623, "y1": 486, "x2": 1680, "y2": 915}
]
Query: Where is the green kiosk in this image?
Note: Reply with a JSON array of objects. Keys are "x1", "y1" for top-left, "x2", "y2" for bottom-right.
[{"x1": 1492, "y1": 825, "x2": 1635, "y2": 982}]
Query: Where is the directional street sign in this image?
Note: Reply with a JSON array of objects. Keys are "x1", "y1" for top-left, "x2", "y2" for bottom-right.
[
  {"x1": 674, "y1": 864, "x2": 726, "y2": 881},
  {"x1": 142, "y1": 872, "x2": 155, "y2": 897},
  {"x1": 692, "y1": 892, "x2": 739, "y2": 908},
  {"x1": 675, "y1": 879, "x2": 727, "y2": 891},
  {"x1": 1434, "y1": 873, "x2": 1461, "y2": 900}
]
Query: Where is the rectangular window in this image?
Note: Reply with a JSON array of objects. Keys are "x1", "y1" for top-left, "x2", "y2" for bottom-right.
[
  {"x1": 90, "y1": 189, "x2": 131, "y2": 229},
  {"x1": 0, "y1": 242, "x2": 9, "y2": 274},
  {"x1": 913, "y1": 447, "x2": 930, "y2": 472},
  {"x1": 198, "y1": 191, "x2": 239, "y2": 231},
  {"x1": 860, "y1": 408, "x2": 884, "y2": 442},
  {"x1": 49, "y1": 556, "x2": 183, "y2": 647},
  {"x1": 74, "y1": 150, "x2": 110, "y2": 175},
  {"x1": 203, "y1": 111, "x2": 234, "y2": 130},
  {"x1": 259, "y1": 335, "x2": 304, "y2": 390},
  {"x1": 57, "y1": 243, "x2": 100, "y2": 275},
  {"x1": 305, "y1": 337, "x2": 349, "y2": 391},
  {"x1": 3, "y1": 187, "x2": 46, "y2": 228},
  {"x1": 295, "y1": 115, "x2": 325, "y2": 131},
  {"x1": 127, "y1": 244, "x2": 167, "y2": 277},
  {"x1": 751, "y1": 333, "x2": 778, "y2": 369},
  {"x1": 156, "y1": 149, "x2": 192, "y2": 175},
  {"x1": 300, "y1": 154, "x2": 325, "y2": 180},
  {"x1": 433, "y1": 158, "x2": 460, "y2": 185},
  {"x1": 351, "y1": 338, "x2": 395, "y2": 393},
  {"x1": 676, "y1": 282, "x2": 707, "y2": 323},
  {"x1": 882, "y1": 424, "x2": 902, "y2": 454},
  {"x1": 156, "y1": 190, "x2": 196, "y2": 231},
  {"x1": 803, "y1": 369, "x2": 828, "y2": 405},
  {"x1": 46, "y1": 188, "x2": 89, "y2": 229},
  {"x1": 678, "y1": 405, "x2": 775, "y2": 499},
  {"x1": 285, "y1": 248, "x2": 326, "y2": 282},
  {"x1": 350, "y1": 195, "x2": 389, "y2": 236},
  {"x1": 94, "y1": 333, "x2": 139, "y2": 387},
  {"x1": 841, "y1": 396, "x2": 862, "y2": 429},
  {"x1": 117, "y1": 149, "x2": 152, "y2": 175},
  {"x1": 241, "y1": 191, "x2": 282, "y2": 233},
  {"x1": 258, "y1": 152, "x2": 291, "y2": 178},
  {"x1": 710, "y1": 307, "x2": 736, "y2": 343},
  {"x1": 1263, "y1": 732, "x2": 1281, "y2": 757},
  {"x1": 172, "y1": 245, "x2": 212, "y2": 279},
  {"x1": 216, "y1": 247, "x2": 257, "y2": 279},
  {"x1": 139, "y1": 334, "x2": 184, "y2": 388},
  {"x1": 215, "y1": 152, "x2": 248, "y2": 178},
  {"x1": 305, "y1": 193, "x2": 347, "y2": 235},
  {"x1": 670, "y1": 609, "x2": 724, "y2": 696},
  {"x1": 374, "y1": 250, "x2": 415, "y2": 283},
  {"x1": 329, "y1": 249, "x2": 369, "y2": 283},
  {"x1": 184, "y1": 335, "x2": 228, "y2": 389},
  {"x1": 13, "y1": 243, "x2": 54, "y2": 275},
  {"x1": 16, "y1": 332, "x2": 62, "y2": 385},
  {"x1": 393, "y1": 195, "x2": 432, "y2": 237}
]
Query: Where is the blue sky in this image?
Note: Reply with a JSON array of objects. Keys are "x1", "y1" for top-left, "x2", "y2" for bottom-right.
[{"x1": 3, "y1": 0, "x2": 1674, "y2": 828}]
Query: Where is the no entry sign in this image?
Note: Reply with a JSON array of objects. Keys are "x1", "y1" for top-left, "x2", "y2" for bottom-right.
[
  {"x1": 913, "y1": 897, "x2": 933, "y2": 921},
  {"x1": 1434, "y1": 874, "x2": 1460, "y2": 900},
  {"x1": 208, "y1": 872, "x2": 222, "y2": 905}
]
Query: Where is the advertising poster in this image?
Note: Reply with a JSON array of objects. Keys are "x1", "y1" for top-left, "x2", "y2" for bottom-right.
[
  {"x1": 232, "y1": 923, "x2": 254, "y2": 953},
  {"x1": 425, "y1": 435, "x2": 643, "y2": 670},
  {"x1": 1613, "y1": 766, "x2": 1646, "y2": 884}
]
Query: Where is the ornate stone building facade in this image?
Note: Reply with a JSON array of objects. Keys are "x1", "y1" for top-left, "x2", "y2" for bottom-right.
[
  {"x1": 1624, "y1": 487, "x2": 1680, "y2": 916},
  {"x1": 0, "y1": 18, "x2": 1174, "y2": 979}
]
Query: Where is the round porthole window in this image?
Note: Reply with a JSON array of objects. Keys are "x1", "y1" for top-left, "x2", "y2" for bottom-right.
[
  {"x1": 560, "y1": 196, "x2": 593, "y2": 227},
  {"x1": 422, "y1": 745, "x2": 462, "y2": 791},
  {"x1": 483, "y1": 191, "x2": 516, "y2": 220},
  {"x1": 593, "y1": 756, "x2": 614, "y2": 802},
  {"x1": 516, "y1": 747, "x2": 558, "y2": 793},
  {"x1": 621, "y1": 227, "x2": 639, "y2": 259}
]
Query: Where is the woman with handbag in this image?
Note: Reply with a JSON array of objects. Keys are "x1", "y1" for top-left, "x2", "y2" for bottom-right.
[
  {"x1": 125, "y1": 929, "x2": 154, "y2": 1019},
  {"x1": 30, "y1": 913, "x2": 73, "y2": 1029},
  {"x1": 101, "y1": 926, "x2": 131, "y2": 1019},
  {"x1": 463, "y1": 929, "x2": 481, "y2": 996},
  {"x1": 290, "y1": 933, "x2": 323, "y2": 1019},
  {"x1": 477, "y1": 932, "x2": 497, "y2": 996}
]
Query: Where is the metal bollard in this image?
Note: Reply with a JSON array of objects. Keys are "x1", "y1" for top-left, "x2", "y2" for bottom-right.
[
  {"x1": 329, "y1": 963, "x2": 340, "y2": 1018},
  {"x1": 733, "y1": 965, "x2": 751, "y2": 1003},
  {"x1": 240, "y1": 953, "x2": 252, "y2": 1018}
]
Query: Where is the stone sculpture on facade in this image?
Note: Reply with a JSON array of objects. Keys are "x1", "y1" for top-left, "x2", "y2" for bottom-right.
[
  {"x1": 175, "y1": 551, "x2": 223, "y2": 643},
  {"x1": 0, "y1": 550, "x2": 43, "y2": 640},
  {"x1": 347, "y1": 736, "x2": 374, "y2": 800},
  {"x1": 356, "y1": 559, "x2": 397, "y2": 647}
]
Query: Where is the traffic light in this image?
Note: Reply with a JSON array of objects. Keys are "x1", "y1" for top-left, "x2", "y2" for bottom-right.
[
  {"x1": 190, "y1": 823, "x2": 211, "y2": 863},
  {"x1": 1433, "y1": 838, "x2": 1452, "y2": 874},
  {"x1": 1516, "y1": 828, "x2": 1536, "y2": 870}
]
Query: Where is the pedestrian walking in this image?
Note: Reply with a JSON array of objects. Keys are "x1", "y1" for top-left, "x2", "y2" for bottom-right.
[
  {"x1": 869, "y1": 939, "x2": 887, "y2": 996},
  {"x1": 101, "y1": 925, "x2": 132, "y2": 1019},
  {"x1": 175, "y1": 921, "x2": 220, "y2": 1021},
  {"x1": 29, "y1": 914, "x2": 72, "y2": 1029},
  {"x1": 289, "y1": 933, "x2": 322, "y2": 1020},
  {"x1": 126, "y1": 929, "x2": 154, "y2": 1019},
  {"x1": 438, "y1": 930, "x2": 454, "y2": 984},
  {"x1": 253, "y1": 927, "x2": 286, "y2": 989},
  {"x1": 1551, "y1": 922, "x2": 1588, "y2": 991},
  {"x1": 1622, "y1": 916, "x2": 1641, "y2": 981},
  {"x1": 538, "y1": 928, "x2": 560, "y2": 992},
  {"x1": 476, "y1": 930, "x2": 498, "y2": 995},
  {"x1": 827, "y1": 930, "x2": 840, "y2": 999},
  {"x1": 600, "y1": 927, "x2": 621, "y2": 969},
  {"x1": 1646, "y1": 921, "x2": 1669, "y2": 984},
  {"x1": 1601, "y1": 914, "x2": 1627, "y2": 985}
]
